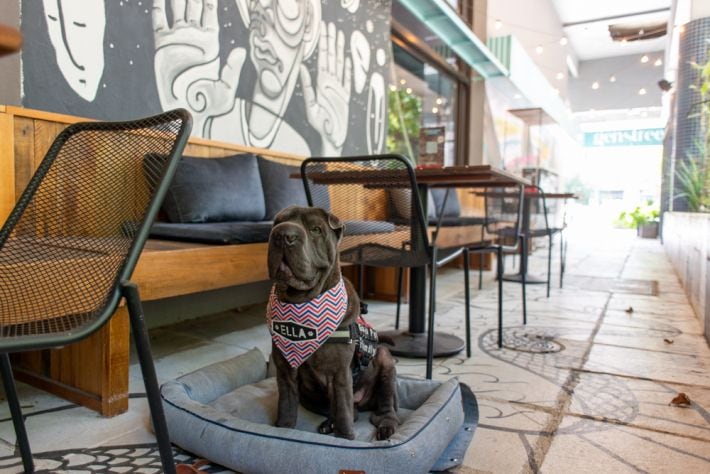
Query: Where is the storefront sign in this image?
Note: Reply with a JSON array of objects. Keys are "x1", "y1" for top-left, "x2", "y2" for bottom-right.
[{"x1": 584, "y1": 128, "x2": 664, "y2": 147}]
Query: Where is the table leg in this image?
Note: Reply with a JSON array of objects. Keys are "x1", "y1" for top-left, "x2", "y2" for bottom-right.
[{"x1": 380, "y1": 265, "x2": 464, "y2": 358}]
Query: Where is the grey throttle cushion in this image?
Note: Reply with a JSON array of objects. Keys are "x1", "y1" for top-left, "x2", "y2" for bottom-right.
[
  {"x1": 257, "y1": 157, "x2": 309, "y2": 220},
  {"x1": 431, "y1": 188, "x2": 461, "y2": 218},
  {"x1": 161, "y1": 154, "x2": 266, "y2": 223}
]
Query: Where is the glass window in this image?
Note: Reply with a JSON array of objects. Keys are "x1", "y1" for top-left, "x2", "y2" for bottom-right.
[{"x1": 387, "y1": 43, "x2": 458, "y2": 166}]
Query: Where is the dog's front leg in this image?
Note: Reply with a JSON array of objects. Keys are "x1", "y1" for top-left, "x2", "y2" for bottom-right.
[
  {"x1": 275, "y1": 354, "x2": 299, "y2": 428},
  {"x1": 331, "y1": 370, "x2": 355, "y2": 440}
]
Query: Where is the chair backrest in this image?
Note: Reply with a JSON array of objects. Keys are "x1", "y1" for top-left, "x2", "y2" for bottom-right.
[
  {"x1": 484, "y1": 185, "x2": 525, "y2": 248},
  {"x1": 301, "y1": 154, "x2": 431, "y2": 268},
  {"x1": 0, "y1": 109, "x2": 192, "y2": 349},
  {"x1": 528, "y1": 185, "x2": 566, "y2": 231}
]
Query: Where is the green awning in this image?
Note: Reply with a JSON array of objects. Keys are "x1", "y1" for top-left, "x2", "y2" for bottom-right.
[{"x1": 397, "y1": 0, "x2": 508, "y2": 78}]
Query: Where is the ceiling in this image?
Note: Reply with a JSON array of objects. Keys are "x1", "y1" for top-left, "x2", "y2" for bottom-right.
[{"x1": 551, "y1": 0, "x2": 671, "y2": 61}]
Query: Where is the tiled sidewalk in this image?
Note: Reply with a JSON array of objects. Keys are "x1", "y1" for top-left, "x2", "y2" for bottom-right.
[{"x1": 0, "y1": 227, "x2": 708, "y2": 473}]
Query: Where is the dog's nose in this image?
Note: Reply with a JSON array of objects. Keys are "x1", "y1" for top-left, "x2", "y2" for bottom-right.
[
  {"x1": 282, "y1": 230, "x2": 298, "y2": 246},
  {"x1": 274, "y1": 227, "x2": 299, "y2": 246}
]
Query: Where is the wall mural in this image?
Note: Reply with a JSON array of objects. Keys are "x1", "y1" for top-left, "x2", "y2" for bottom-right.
[{"x1": 22, "y1": 0, "x2": 391, "y2": 156}]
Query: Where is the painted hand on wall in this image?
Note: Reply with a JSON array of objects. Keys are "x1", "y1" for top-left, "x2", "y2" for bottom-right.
[
  {"x1": 300, "y1": 22, "x2": 352, "y2": 155},
  {"x1": 152, "y1": 0, "x2": 245, "y2": 135}
]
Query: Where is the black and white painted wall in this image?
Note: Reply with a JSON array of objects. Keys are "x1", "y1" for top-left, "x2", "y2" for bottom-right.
[{"x1": 21, "y1": 0, "x2": 391, "y2": 156}]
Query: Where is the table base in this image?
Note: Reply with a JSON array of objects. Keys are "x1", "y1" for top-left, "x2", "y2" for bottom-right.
[
  {"x1": 378, "y1": 330, "x2": 465, "y2": 358},
  {"x1": 502, "y1": 273, "x2": 547, "y2": 284}
]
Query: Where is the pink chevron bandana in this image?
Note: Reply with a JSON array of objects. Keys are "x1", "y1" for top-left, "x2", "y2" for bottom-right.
[{"x1": 266, "y1": 278, "x2": 348, "y2": 368}]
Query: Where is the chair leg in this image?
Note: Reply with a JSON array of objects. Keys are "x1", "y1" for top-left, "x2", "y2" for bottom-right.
[
  {"x1": 521, "y1": 236, "x2": 528, "y2": 326},
  {"x1": 122, "y1": 282, "x2": 176, "y2": 474},
  {"x1": 358, "y1": 264, "x2": 365, "y2": 300},
  {"x1": 496, "y1": 247, "x2": 504, "y2": 349},
  {"x1": 0, "y1": 354, "x2": 34, "y2": 473},
  {"x1": 395, "y1": 267, "x2": 403, "y2": 330},
  {"x1": 463, "y1": 249, "x2": 471, "y2": 358},
  {"x1": 546, "y1": 234, "x2": 553, "y2": 298},
  {"x1": 560, "y1": 233, "x2": 566, "y2": 289},
  {"x1": 426, "y1": 252, "x2": 438, "y2": 380}
]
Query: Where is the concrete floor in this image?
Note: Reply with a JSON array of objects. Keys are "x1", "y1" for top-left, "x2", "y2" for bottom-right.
[{"x1": 0, "y1": 224, "x2": 709, "y2": 473}]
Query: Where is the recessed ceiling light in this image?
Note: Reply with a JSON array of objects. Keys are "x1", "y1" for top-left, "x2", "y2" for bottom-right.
[
  {"x1": 679, "y1": 25, "x2": 686, "y2": 33},
  {"x1": 609, "y1": 75, "x2": 617, "y2": 83},
  {"x1": 535, "y1": 45, "x2": 544, "y2": 54},
  {"x1": 654, "y1": 58, "x2": 663, "y2": 67},
  {"x1": 494, "y1": 19, "x2": 502, "y2": 30},
  {"x1": 592, "y1": 81, "x2": 600, "y2": 90},
  {"x1": 560, "y1": 37, "x2": 568, "y2": 46},
  {"x1": 638, "y1": 88, "x2": 647, "y2": 95},
  {"x1": 641, "y1": 55, "x2": 649, "y2": 63},
  {"x1": 556, "y1": 72, "x2": 564, "y2": 80},
  {"x1": 436, "y1": 98, "x2": 443, "y2": 105},
  {"x1": 432, "y1": 107, "x2": 439, "y2": 114}
]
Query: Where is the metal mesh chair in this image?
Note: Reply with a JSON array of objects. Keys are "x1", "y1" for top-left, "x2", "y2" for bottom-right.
[
  {"x1": 526, "y1": 185, "x2": 568, "y2": 297},
  {"x1": 301, "y1": 154, "x2": 461, "y2": 379},
  {"x1": 0, "y1": 109, "x2": 192, "y2": 474},
  {"x1": 463, "y1": 186, "x2": 525, "y2": 350}
]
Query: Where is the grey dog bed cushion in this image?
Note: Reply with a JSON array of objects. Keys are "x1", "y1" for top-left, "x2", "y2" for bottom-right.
[{"x1": 161, "y1": 348, "x2": 477, "y2": 473}]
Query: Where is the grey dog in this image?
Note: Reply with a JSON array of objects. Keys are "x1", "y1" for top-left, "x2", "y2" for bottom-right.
[{"x1": 267, "y1": 206, "x2": 399, "y2": 440}]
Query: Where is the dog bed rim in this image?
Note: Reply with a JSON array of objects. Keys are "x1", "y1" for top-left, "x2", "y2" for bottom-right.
[{"x1": 160, "y1": 377, "x2": 460, "y2": 451}]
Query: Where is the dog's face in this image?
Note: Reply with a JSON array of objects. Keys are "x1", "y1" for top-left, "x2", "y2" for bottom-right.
[{"x1": 268, "y1": 206, "x2": 344, "y2": 301}]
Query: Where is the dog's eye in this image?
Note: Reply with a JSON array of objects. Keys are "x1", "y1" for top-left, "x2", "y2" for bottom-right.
[{"x1": 310, "y1": 226, "x2": 322, "y2": 235}]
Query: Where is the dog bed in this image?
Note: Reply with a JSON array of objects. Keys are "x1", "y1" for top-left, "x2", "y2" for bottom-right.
[{"x1": 161, "y1": 348, "x2": 478, "y2": 473}]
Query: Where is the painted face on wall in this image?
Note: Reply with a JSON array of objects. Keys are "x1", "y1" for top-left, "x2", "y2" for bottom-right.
[
  {"x1": 42, "y1": 0, "x2": 106, "y2": 102},
  {"x1": 249, "y1": 0, "x2": 310, "y2": 99}
]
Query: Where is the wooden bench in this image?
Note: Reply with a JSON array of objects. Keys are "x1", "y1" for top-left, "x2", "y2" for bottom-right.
[
  {"x1": 0, "y1": 106, "x2": 487, "y2": 416},
  {"x1": 0, "y1": 105, "x2": 308, "y2": 416}
]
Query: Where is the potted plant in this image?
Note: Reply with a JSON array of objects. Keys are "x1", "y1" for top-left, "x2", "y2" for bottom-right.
[{"x1": 617, "y1": 203, "x2": 660, "y2": 238}]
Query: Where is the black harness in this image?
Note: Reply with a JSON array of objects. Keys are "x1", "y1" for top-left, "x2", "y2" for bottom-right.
[{"x1": 326, "y1": 302, "x2": 378, "y2": 384}]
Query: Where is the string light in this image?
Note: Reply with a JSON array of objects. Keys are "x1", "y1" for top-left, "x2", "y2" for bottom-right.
[
  {"x1": 654, "y1": 58, "x2": 662, "y2": 67},
  {"x1": 405, "y1": 87, "x2": 412, "y2": 94},
  {"x1": 641, "y1": 55, "x2": 649, "y2": 63},
  {"x1": 432, "y1": 107, "x2": 439, "y2": 113},
  {"x1": 389, "y1": 84, "x2": 397, "y2": 92},
  {"x1": 556, "y1": 72, "x2": 564, "y2": 80},
  {"x1": 609, "y1": 75, "x2": 617, "y2": 83},
  {"x1": 559, "y1": 37, "x2": 568, "y2": 46},
  {"x1": 592, "y1": 81, "x2": 600, "y2": 90},
  {"x1": 494, "y1": 19, "x2": 502, "y2": 30},
  {"x1": 535, "y1": 45, "x2": 544, "y2": 54},
  {"x1": 638, "y1": 88, "x2": 647, "y2": 95},
  {"x1": 400, "y1": 79, "x2": 406, "y2": 85},
  {"x1": 436, "y1": 98, "x2": 443, "y2": 105}
]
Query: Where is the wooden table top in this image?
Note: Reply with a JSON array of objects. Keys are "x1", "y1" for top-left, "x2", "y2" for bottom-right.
[
  {"x1": 0, "y1": 24, "x2": 22, "y2": 57},
  {"x1": 301, "y1": 165, "x2": 530, "y2": 188}
]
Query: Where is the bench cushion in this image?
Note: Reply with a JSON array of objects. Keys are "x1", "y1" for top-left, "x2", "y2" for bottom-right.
[
  {"x1": 149, "y1": 220, "x2": 396, "y2": 245},
  {"x1": 163, "y1": 154, "x2": 266, "y2": 223},
  {"x1": 161, "y1": 348, "x2": 478, "y2": 474},
  {"x1": 150, "y1": 221, "x2": 274, "y2": 244}
]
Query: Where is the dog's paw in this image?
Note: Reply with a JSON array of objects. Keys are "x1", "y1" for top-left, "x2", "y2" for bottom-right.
[
  {"x1": 334, "y1": 428, "x2": 355, "y2": 440},
  {"x1": 275, "y1": 417, "x2": 296, "y2": 429},
  {"x1": 318, "y1": 419, "x2": 334, "y2": 434},
  {"x1": 376, "y1": 421, "x2": 397, "y2": 440}
]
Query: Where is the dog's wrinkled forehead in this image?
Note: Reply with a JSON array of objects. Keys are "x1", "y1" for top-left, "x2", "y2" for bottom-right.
[{"x1": 275, "y1": 206, "x2": 341, "y2": 230}]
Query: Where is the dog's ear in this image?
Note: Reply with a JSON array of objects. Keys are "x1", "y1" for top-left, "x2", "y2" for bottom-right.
[{"x1": 327, "y1": 212, "x2": 345, "y2": 242}]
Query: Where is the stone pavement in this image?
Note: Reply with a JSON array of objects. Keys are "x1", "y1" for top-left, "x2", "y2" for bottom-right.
[{"x1": 0, "y1": 226, "x2": 708, "y2": 473}]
